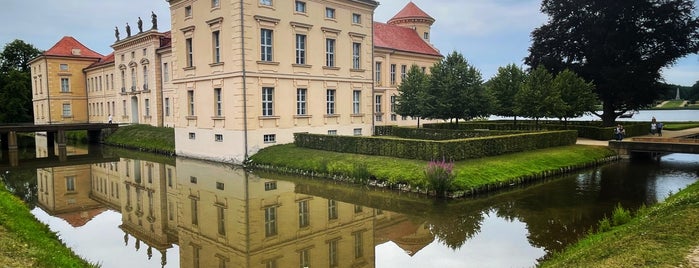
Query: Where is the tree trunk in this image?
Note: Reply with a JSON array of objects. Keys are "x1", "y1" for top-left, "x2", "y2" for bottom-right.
[
  {"x1": 417, "y1": 118, "x2": 421, "y2": 128},
  {"x1": 601, "y1": 102, "x2": 618, "y2": 127}
]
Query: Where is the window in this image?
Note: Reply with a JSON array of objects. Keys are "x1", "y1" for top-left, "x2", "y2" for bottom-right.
[
  {"x1": 216, "y1": 182, "x2": 224, "y2": 190},
  {"x1": 296, "y1": 88, "x2": 307, "y2": 115},
  {"x1": 325, "y1": 38, "x2": 335, "y2": 67},
  {"x1": 401, "y1": 64, "x2": 407, "y2": 80},
  {"x1": 122, "y1": 100, "x2": 127, "y2": 115},
  {"x1": 185, "y1": 5, "x2": 192, "y2": 17},
  {"x1": 190, "y1": 176, "x2": 198, "y2": 183},
  {"x1": 59, "y1": 64, "x2": 68, "y2": 71},
  {"x1": 299, "y1": 200, "x2": 310, "y2": 228},
  {"x1": 189, "y1": 132, "x2": 196, "y2": 139},
  {"x1": 352, "y1": 13, "x2": 361, "y2": 24},
  {"x1": 299, "y1": 249, "x2": 310, "y2": 268},
  {"x1": 328, "y1": 130, "x2": 337, "y2": 135},
  {"x1": 375, "y1": 62, "x2": 381, "y2": 83},
  {"x1": 260, "y1": 0, "x2": 272, "y2": 6},
  {"x1": 191, "y1": 198, "x2": 198, "y2": 225},
  {"x1": 262, "y1": 87, "x2": 274, "y2": 116},
  {"x1": 263, "y1": 134, "x2": 276, "y2": 143},
  {"x1": 212, "y1": 0, "x2": 220, "y2": 8},
  {"x1": 186, "y1": 38, "x2": 194, "y2": 67},
  {"x1": 215, "y1": 134, "x2": 223, "y2": 142},
  {"x1": 295, "y1": 1, "x2": 306, "y2": 13},
  {"x1": 62, "y1": 103, "x2": 72, "y2": 117},
  {"x1": 165, "y1": 97, "x2": 170, "y2": 116},
  {"x1": 214, "y1": 88, "x2": 222, "y2": 116},
  {"x1": 326, "y1": 89, "x2": 335, "y2": 115},
  {"x1": 422, "y1": 66, "x2": 426, "y2": 73},
  {"x1": 188, "y1": 90, "x2": 195, "y2": 116},
  {"x1": 66, "y1": 176, "x2": 76, "y2": 191},
  {"x1": 354, "y1": 128, "x2": 362, "y2": 136},
  {"x1": 217, "y1": 206, "x2": 225, "y2": 235},
  {"x1": 143, "y1": 48, "x2": 147, "y2": 56},
  {"x1": 325, "y1": 7, "x2": 335, "y2": 19},
  {"x1": 212, "y1": 31, "x2": 221, "y2": 63},
  {"x1": 145, "y1": 98, "x2": 150, "y2": 116},
  {"x1": 424, "y1": 32, "x2": 429, "y2": 40},
  {"x1": 328, "y1": 199, "x2": 338, "y2": 220},
  {"x1": 352, "y1": 43, "x2": 361, "y2": 69},
  {"x1": 352, "y1": 90, "x2": 361, "y2": 114},
  {"x1": 354, "y1": 231, "x2": 364, "y2": 258},
  {"x1": 390, "y1": 64, "x2": 396, "y2": 85},
  {"x1": 163, "y1": 62, "x2": 169, "y2": 82},
  {"x1": 375, "y1": 95, "x2": 382, "y2": 113},
  {"x1": 295, "y1": 34, "x2": 306, "y2": 65},
  {"x1": 130, "y1": 68, "x2": 136, "y2": 90},
  {"x1": 329, "y1": 239, "x2": 339, "y2": 267},
  {"x1": 143, "y1": 66, "x2": 148, "y2": 90},
  {"x1": 390, "y1": 95, "x2": 396, "y2": 113},
  {"x1": 60, "y1": 78, "x2": 70, "y2": 92},
  {"x1": 264, "y1": 181, "x2": 277, "y2": 190},
  {"x1": 261, "y1": 29, "x2": 273, "y2": 61},
  {"x1": 265, "y1": 207, "x2": 277, "y2": 237},
  {"x1": 120, "y1": 70, "x2": 126, "y2": 91}
]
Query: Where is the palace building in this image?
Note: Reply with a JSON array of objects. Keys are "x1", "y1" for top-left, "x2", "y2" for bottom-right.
[{"x1": 29, "y1": 1, "x2": 442, "y2": 164}]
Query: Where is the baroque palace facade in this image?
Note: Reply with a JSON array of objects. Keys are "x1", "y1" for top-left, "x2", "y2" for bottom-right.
[{"x1": 29, "y1": 1, "x2": 442, "y2": 164}]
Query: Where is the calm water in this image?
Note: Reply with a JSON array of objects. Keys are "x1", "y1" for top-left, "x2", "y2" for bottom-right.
[{"x1": 0, "y1": 137, "x2": 698, "y2": 268}]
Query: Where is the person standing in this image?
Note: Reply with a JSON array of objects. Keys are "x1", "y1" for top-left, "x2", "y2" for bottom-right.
[
  {"x1": 650, "y1": 117, "x2": 657, "y2": 135},
  {"x1": 657, "y1": 121, "x2": 663, "y2": 137},
  {"x1": 614, "y1": 124, "x2": 625, "y2": 141},
  {"x1": 108, "y1": 114, "x2": 113, "y2": 124}
]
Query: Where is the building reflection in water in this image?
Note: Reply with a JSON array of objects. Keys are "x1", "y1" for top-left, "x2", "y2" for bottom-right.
[{"x1": 33, "y1": 147, "x2": 433, "y2": 267}]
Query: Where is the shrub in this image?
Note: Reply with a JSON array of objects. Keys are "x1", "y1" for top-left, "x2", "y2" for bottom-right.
[
  {"x1": 425, "y1": 158, "x2": 455, "y2": 198},
  {"x1": 597, "y1": 217, "x2": 612, "y2": 233},
  {"x1": 611, "y1": 203, "x2": 633, "y2": 226}
]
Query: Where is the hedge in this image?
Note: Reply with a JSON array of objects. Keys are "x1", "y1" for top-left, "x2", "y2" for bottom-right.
[
  {"x1": 423, "y1": 121, "x2": 649, "y2": 140},
  {"x1": 294, "y1": 130, "x2": 577, "y2": 161},
  {"x1": 374, "y1": 125, "x2": 529, "y2": 140}
]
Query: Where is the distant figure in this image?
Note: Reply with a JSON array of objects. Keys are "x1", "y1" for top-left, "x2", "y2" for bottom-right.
[
  {"x1": 614, "y1": 124, "x2": 625, "y2": 141},
  {"x1": 137, "y1": 17, "x2": 143, "y2": 33},
  {"x1": 126, "y1": 23, "x2": 131, "y2": 37},
  {"x1": 657, "y1": 121, "x2": 663, "y2": 137},
  {"x1": 114, "y1": 26, "x2": 120, "y2": 41},
  {"x1": 650, "y1": 117, "x2": 657, "y2": 135},
  {"x1": 151, "y1": 11, "x2": 158, "y2": 30},
  {"x1": 108, "y1": 114, "x2": 113, "y2": 124}
]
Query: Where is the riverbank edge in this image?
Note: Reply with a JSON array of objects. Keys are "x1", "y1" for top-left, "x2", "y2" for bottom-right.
[
  {"x1": 248, "y1": 144, "x2": 620, "y2": 198},
  {"x1": 0, "y1": 182, "x2": 97, "y2": 267},
  {"x1": 539, "y1": 180, "x2": 699, "y2": 267}
]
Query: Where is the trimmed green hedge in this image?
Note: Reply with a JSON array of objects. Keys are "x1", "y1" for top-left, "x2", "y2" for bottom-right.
[
  {"x1": 423, "y1": 121, "x2": 648, "y2": 140},
  {"x1": 375, "y1": 125, "x2": 529, "y2": 140},
  {"x1": 294, "y1": 130, "x2": 577, "y2": 161}
]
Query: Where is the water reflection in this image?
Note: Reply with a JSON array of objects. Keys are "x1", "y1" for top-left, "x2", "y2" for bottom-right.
[{"x1": 1, "y1": 138, "x2": 697, "y2": 268}]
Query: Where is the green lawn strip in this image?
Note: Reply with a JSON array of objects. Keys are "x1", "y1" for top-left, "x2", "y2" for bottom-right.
[
  {"x1": 250, "y1": 144, "x2": 616, "y2": 192},
  {"x1": 659, "y1": 100, "x2": 686, "y2": 108},
  {"x1": 0, "y1": 182, "x2": 98, "y2": 267},
  {"x1": 662, "y1": 122, "x2": 699, "y2": 131},
  {"x1": 540, "y1": 181, "x2": 699, "y2": 267},
  {"x1": 104, "y1": 124, "x2": 174, "y2": 154}
]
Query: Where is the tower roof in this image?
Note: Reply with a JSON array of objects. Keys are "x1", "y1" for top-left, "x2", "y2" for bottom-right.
[
  {"x1": 373, "y1": 22, "x2": 441, "y2": 56},
  {"x1": 388, "y1": 2, "x2": 434, "y2": 24},
  {"x1": 43, "y1": 36, "x2": 103, "y2": 59}
]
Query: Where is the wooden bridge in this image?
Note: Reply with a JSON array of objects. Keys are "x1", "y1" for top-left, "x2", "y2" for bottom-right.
[{"x1": 608, "y1": 130, "x2": 699, "y2": 157}]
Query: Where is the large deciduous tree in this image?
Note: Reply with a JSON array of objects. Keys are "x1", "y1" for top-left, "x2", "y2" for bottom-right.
[
  {"x1": 426, "y1": 51, "x2": 492, "y2": 124},
  {"x1": 395, "y1": 64, "x2": 430, "y2": 128},
  {"x1": 0, "y1": 40, "x2": 42, "y2": 123},
  {"x1": 525, "y1": 0, "x2": 699, "y2": 126},
  {"x1": 486, "y1": 63, "x2": 526, "y2": 124}
]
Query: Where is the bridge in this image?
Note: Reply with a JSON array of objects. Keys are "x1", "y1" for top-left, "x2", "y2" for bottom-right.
[
  {"x1": 0, "y1": 123, "x2": 118, "y2": 167},
  {"x1": 608, "y1": 129, "x2": 699, "y2": 157}
]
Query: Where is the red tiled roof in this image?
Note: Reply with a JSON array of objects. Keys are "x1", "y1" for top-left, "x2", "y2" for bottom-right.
[
  {"x1": 87, "y1": 52, "x2": 115, "y2": 68},
  {"x1": 373, "y1": 22, "x2": 441, "y2": 56},
  {"x1": 44, "y1": 36, "x2": 103, "y2": 59},
  {"x1": 388, "y1": 2, "x2": 434, "y2": 24},
  {"x1": 159, "y1": 31, "x2": 171, "y2": 49}
]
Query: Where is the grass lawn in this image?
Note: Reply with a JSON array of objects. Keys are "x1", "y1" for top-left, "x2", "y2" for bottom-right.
[
  {"x1": 250, "y1": 144, "x2": 617, "y2": 192},
  {"x1": 662, "y1": 122, "x2": 699, "y2": 131},
  {"x1": 104, "y1": 124, "x2": 175, "y2": 154},
  {"x1": 659, "y1": 100, "x2": 686, "y2": 108}
]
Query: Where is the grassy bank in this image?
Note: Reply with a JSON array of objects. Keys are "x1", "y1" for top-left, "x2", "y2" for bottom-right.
[
  {"x1": 0, "y1": 182, "x2": 97, "y2": 267},
  {"x1": 540, "y1": 181, "x2": 699, "y2": 267},
  {"x1": 249, "y1": 144, "x2": 617, "y2": 195},
  {"x1": 104, "y1": 124, "x2": 175, "y2": 155}
]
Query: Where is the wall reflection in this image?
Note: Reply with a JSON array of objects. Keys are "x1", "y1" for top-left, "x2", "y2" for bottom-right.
[{"x1": 33, "y1": 151, "x2": 434, "y2": 268}]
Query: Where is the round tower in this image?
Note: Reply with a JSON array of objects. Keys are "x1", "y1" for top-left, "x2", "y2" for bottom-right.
[{"x1": 387, "y1": 2, "x2": 435, "y2": 43}]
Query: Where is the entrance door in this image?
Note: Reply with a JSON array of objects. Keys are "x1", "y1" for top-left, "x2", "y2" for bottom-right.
[{"x1": 131, "y1": 96, "x2": 139, "y2": 124}]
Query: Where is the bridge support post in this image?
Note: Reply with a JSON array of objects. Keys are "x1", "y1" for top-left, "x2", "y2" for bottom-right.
[
  {"x1": 46, "y1": 132, "x2": 55, "y2": 154},
  {"x1": 56, "y1": 130, "x2": 67, "y2": 162},
  {"x1": 87, "y1": 129, "x2": 101, "y2": 144},
  {"x1": 8, "y1": 149, "x2": 18, "y2": 167},
  {"x1": 7, "y1": 131, "x2": 18, "y2": 150}
]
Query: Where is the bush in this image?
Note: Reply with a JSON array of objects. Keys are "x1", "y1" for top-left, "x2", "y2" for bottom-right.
[
  {"x1": 611, "y1": 203, "x2": 633, "y2": 226},
  {"x1": 425, "y1": 158, "x2": 455, "y2": 198}
]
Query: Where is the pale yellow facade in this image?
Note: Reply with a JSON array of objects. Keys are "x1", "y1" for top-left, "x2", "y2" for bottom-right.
[{"x1": 31, "y1": 57, "x2": 96, "y2": 124}]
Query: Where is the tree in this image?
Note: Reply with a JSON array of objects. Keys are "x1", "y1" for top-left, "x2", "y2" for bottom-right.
[
  {"x1": 551, "y1": 69, "x2": 598, "y2": 123},
  {"x1": 514, "y1": 66, "x2": 565, "y2": 128},
  {"x1": 395, "y1": 64, "x2": 430, "y2": 127},
  {"x1": 426, "y1": 51, "x2": 492, "y2": 124},
  {"x1": 525, "y1": 0, "x2": 699, "y2": 126},
  {"x1": 486, "y1": 63, "x2": 526, "y2": 124},
  {"x1": 0, "y1": 40, "x2": 41, "y2": 123}
]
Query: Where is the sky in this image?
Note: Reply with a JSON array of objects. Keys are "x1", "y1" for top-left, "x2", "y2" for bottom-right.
[{"x1": 1, "y1": 0, "x2": 697, "y2": 86}]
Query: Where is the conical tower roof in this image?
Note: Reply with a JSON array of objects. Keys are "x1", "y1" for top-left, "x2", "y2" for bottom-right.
[{"x1": 388, "y1": 2, "x2": 434, "y2": 25}]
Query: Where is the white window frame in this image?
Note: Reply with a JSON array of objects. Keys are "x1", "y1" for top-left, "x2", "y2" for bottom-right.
[{"x1": 262, "y1": 87, "x2": 274, "y2": 116}]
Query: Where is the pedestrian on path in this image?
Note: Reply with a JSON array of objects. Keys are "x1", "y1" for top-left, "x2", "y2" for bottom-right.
[
  {"x1": 657, "y1": 121, "x2": 663, "y2": 137},
  {"x1": 614, "y1": 124, "x2": 625, "y2": 141},
  {"x1": 650, "y1": 117, "x2": 657, "y2": 135}
]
